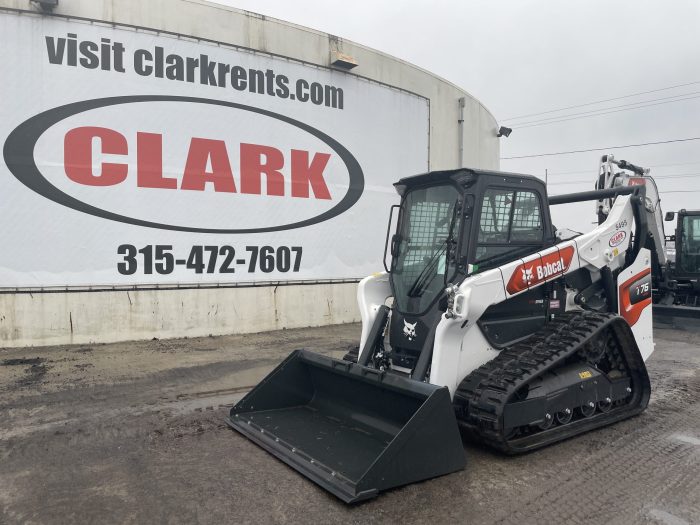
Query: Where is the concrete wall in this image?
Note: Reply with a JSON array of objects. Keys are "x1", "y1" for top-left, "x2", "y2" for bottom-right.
[
  {"x1": 0, "y1": 0, "x2": 500, "y2": 347},
  {"x1": 0, "y1": 283, "x2": 359, "y2": 347}
]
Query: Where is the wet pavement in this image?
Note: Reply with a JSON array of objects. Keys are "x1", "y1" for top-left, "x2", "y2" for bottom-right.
[{"x1": 1, "y1": 323, "x2": 698, "y2": 524}]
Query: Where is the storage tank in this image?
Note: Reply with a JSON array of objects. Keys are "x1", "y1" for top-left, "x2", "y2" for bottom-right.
[{"x1": 0, "y1": 0, "x2": 499, "y2": 346}]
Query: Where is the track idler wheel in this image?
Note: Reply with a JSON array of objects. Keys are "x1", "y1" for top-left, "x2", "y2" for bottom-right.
[
  {"x1": 555, "y1": 408, "x2": 573, "y2": 425},
  {"x1": 580, "y1": 402, "x2": 596, "y2": 418},
  {"x1": 597, "y1": 397, "x2": 613, "y2": 413},
  {"x1": 538, "y1": 413, "x2": 554, "y2": 430}
]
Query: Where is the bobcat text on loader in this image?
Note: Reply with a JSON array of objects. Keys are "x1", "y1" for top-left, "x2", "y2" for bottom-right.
[{"x1": 228, "y1": 168, "x2": 655, "y2": 503}]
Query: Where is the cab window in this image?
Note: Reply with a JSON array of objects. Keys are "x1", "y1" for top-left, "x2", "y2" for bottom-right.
[
  {"x1": 474, "y1": 189, "x2": 543, "y2": 270},
  {"x1": 679, "y1": 215, "x2": 700, "y2": 274}
]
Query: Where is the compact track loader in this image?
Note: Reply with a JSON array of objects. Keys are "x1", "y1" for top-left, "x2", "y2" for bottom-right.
[{"x1": 228, "y1": 168, "x2": 656, "y2": 503}]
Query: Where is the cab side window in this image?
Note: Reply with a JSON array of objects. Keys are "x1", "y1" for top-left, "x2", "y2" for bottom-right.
[
  {"x1": 474, "y1": 189, "x2": 544, "y2": 270},
  {"x1": 680, "y1": 215, "x2": 700, "y2": 273},
  {"x1": 511, "y1": 191, "x2": 542, "y2": 242}
]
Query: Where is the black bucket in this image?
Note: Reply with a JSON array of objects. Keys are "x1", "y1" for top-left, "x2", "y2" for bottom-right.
[{"x1": 227, "y1": 349, "x2": 466, "y2": 503}]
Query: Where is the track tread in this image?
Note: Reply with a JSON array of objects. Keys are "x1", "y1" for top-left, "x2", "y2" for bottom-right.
[{"x1": 453, "y1": 310, "x2": 651, "y2": 453}]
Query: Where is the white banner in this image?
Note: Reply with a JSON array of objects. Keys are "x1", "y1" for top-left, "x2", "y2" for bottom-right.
[{"x1": 0, "y1": 12, "x2": 429, "y2": 288}]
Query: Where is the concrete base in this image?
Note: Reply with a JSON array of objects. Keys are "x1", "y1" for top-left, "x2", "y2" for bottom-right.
[{"x1": 0, "y1": 283, "x2": 360, "y2": 347}]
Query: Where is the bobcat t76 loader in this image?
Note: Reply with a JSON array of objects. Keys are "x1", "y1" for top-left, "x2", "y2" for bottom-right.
[{"x1": 228, "y1": 168, "x2": 656, "y2": 503}]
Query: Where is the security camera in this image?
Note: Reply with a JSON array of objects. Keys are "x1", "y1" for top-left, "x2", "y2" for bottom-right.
[
  {"x1": 497, "y1": 126, "x2": 512, "y2": 138},
  {"x1": 31, "y1": 0, "x2": 58, "y2": 12}
]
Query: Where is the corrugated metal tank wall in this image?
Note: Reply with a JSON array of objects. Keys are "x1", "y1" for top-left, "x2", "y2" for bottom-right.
[{"x1": 0, "y1": 0, "x2": 499, "y2": 346}]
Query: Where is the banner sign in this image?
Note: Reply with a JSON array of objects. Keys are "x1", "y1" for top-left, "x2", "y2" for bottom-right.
[{"x1": 0, "y1": 12, "x2": 429, "y2": 288}]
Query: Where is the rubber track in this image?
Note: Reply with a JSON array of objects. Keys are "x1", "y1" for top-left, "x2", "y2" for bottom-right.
[
  {"x1": 342, "y1": 346, "x2": 359, "y2": 363},
  {"x1": 453, "y1": 310, "x2": 651, "y2": 454}
]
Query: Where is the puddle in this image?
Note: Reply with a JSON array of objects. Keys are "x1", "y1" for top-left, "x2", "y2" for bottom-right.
[
  {"x1": 671, "y1": 434, "x2": 700, "y2": 446},
  {"x1": 1, "y1": 357, "x2": 44, "y2": 366},
  {"x1": 648, "y1": 509, "x2": 690, "y2": 525}
]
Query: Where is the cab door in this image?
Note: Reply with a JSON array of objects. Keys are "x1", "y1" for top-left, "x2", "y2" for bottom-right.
[{"x1": 470, "y1": 186, "x2": 555, "y2": 347}]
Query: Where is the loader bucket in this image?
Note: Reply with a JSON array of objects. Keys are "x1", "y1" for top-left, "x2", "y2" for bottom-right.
[{"x1": 227, "y1": 349, "x2": 465, "y2": 503}]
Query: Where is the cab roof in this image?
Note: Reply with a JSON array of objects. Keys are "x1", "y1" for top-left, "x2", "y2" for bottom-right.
[{"x1": 393, "y1": 168, "x2": 546, "y2": 196}]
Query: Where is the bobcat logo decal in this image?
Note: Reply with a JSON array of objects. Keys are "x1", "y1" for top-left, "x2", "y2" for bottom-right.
[
  {"x1": 521, "y1": 267, "x2": 534, "y2": 283},
  {"x1": 403, "y1": 320, "x2": 417, "y2": 341}
]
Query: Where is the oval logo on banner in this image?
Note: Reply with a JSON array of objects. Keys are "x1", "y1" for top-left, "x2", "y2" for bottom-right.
[{"x1": 2, "y1": 96, "x2": 364, "y2": 233}]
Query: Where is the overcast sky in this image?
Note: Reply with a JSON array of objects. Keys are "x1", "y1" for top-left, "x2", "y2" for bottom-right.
[{"x1": 213, "y1": 0, "x2": 700, "y2": 231}]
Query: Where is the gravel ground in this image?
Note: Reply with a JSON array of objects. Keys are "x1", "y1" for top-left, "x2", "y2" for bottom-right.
[{"x1": 0, "y1": 322, "x2": 698, "y2": 525}]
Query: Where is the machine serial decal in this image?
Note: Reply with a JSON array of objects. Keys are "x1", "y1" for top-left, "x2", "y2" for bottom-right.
[{"x1": 506, "y1": 246, "x2": 575, "y2": 295}]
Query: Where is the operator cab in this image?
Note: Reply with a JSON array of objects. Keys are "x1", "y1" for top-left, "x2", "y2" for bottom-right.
[
  {"x1": 675, "y1": 210, "x2": 700, "y2": 280},
  {"x1": 386, "y1": 168, "x2": 556, "y2": 375}
]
